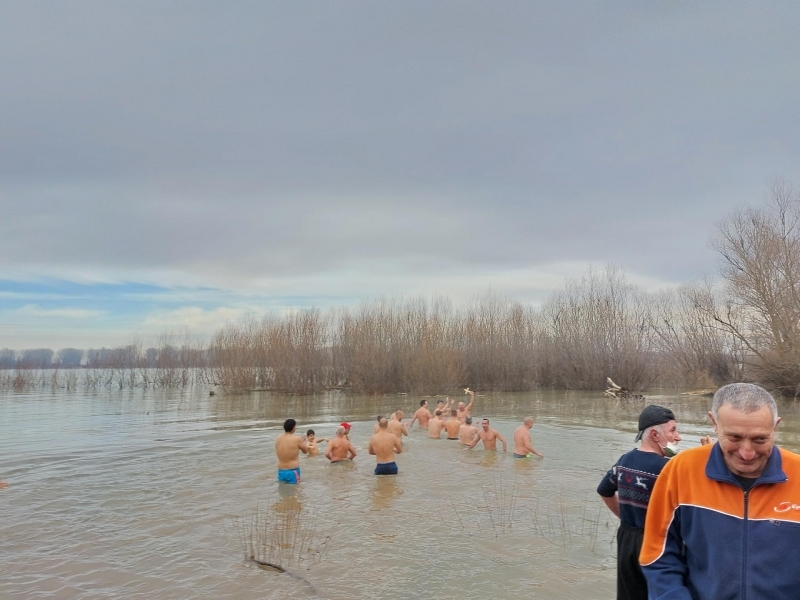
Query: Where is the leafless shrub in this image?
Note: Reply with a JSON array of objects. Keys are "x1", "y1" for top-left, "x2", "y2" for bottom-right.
[{"x1": 233, "y1": 496, "x2": 337, "y2": 571}]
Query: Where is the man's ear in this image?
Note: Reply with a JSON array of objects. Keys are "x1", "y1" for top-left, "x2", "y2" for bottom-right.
[
  {"x1": 708, "y1": 411, "x2": 718, "y2": 434},
  {"x1": 775, "y1": 416, "x2": 782, "y2": 430}
]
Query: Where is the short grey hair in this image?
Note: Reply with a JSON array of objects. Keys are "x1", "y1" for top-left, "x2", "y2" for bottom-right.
[
  {"x1": 642, "y1": 423, "x2": 666, "y2": 440},
  {"x1": 711, "y1": 383, "x2": 778, "y2": 423},
  {"x1": 336, "y1": 426, "x2": 346, "y2": 436},
  {"x1": 523, "y1": 416, "x2": 534, "y2": 426}
]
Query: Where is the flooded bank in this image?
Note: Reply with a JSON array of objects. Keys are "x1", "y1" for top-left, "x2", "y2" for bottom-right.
[{"x1": 3, "y1": 388, "x2": 800, "y2": 599}]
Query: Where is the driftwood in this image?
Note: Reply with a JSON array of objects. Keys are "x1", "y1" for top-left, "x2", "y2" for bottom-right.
[{"x1": 604, "y1": 377, "x2": 645, "y2": 401}]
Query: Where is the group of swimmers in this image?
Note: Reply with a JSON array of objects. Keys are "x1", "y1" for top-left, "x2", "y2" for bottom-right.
[{"x1": 274, "y1": 389, "x2": 545, "y2": 482}]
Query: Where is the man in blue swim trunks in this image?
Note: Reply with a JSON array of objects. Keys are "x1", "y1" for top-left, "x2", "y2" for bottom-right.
[
  {"x1": 369, "y1": 417, "x2": 402, "y2": 475},
  {"x1": 275, "y1": 418, "x2": 308, "y2": 484}
]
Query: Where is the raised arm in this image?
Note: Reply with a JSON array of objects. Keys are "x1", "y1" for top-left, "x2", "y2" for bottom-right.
[{"x1": 465, "y1": 390, "x2": 475, "y2": 411}]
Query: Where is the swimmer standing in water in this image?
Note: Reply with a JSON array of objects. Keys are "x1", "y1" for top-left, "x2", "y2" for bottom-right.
[
  {"x1": 457, "y1": 389, "x2": 476, "y2": 422},
  {"x1": 325, "y1": 426, "x2": 357, "y2": 463},
  {"x1": 275, "y1": 418, "x2": 308, "y2": 484},
  {"x1": 444, "y1": 409, "x2": 461, "y2": 440},
  {"x1": 408, "y1": 400, "x2": 433, "y2": 428},
  {"x1": 468, "y1": 418, "x2": 507, "y2": 452},
  {"x1": 369, "y1": 417, "x2": 402, "y2": 475},
  {"x1": 512, "y1": 417, "x2": 544, "y2": 458},
  {"x1": 387, "y1": 411, "x2": 409, "y2": 441},
  {"x1": 303, "y1": 430, "x2": 329, "y2": 456},
  {"x1": 459, "y1": 416, "x2": 479, "y2": 446},
  {"x1": 428, "y1": 410, "x2": 445, "y2": 439}
]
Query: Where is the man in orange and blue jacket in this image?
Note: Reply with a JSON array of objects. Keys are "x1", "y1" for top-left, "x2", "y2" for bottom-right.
[{"x1": 641, "y1": 382, "x2": 800, "y2": 599}]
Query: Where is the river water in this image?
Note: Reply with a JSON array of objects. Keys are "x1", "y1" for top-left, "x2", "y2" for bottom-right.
[{"x1": 3, "y1": 386, "x2": 800, "y2": 599}]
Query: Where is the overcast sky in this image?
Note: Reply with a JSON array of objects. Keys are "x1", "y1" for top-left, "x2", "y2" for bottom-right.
[{"x1": 2, "y1": 1, "x2": 799, "y2": 349}]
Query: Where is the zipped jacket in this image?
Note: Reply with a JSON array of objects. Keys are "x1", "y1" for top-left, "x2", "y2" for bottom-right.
[{"x1": 640, "y1": 443, "x2": 800, "y2": 599}]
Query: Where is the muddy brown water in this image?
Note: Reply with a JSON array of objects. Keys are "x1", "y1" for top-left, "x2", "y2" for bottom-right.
[{"x1": 3, "y1": 387, "x2": 800, "y2": 599}]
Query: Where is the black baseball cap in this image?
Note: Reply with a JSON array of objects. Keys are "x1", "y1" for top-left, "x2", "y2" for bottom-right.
[{"x1": 634, "y1": 405, "x2": 676, "y2": 442}]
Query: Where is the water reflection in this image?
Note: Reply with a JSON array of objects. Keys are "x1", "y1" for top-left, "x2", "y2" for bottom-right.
[{"x1": 369, "y1": 475, "x2": 402, "y2": 510}]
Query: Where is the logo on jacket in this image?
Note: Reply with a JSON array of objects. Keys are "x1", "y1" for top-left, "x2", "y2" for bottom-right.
[{"x1": 774, "y1": 502, "x2": 800, "y2": 513}]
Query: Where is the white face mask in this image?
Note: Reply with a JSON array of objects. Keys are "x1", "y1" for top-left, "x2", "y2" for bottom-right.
[{"x1": 662, "y1": 441, "x2": 680, "y2": 457}]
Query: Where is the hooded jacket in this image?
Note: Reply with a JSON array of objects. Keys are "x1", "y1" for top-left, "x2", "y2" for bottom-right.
[{"x1": 640, "y1": 443, "x2": 800, "y2": 599}]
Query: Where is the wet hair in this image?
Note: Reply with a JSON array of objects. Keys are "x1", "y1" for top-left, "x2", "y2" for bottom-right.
[
  {"x1": 376, "y1": 415, "x2": 383, "y2": 422},
  {"x1": 420, "y1": 399, "x2": 427, "y2": 407},
  {"x1": 712, "y1": 383, "x2": 778, "y2": 423},
  {"x1": 435, "y1": 410, "x2": 442, "y2": 416},
  {"x1": 451, "y1": 409, "x2": 458, "y2": 416},
  {"x1": 465, "y1": 417, "x2": 472, "y2": 425},
  {"x1": 283, "y1": 418, "x2": 296, "y2": 433},
  {"x1": 306, "y1": 429, "x2": 315, "y2": 436}
]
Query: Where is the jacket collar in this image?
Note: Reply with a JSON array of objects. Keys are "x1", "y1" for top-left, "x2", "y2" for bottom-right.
[{"x1": 705, "y1": 442, "x2": 788, "y2": 486}]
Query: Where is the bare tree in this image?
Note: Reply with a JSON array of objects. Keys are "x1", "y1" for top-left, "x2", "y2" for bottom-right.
[{"x1": 712, "y1": 181, "x2": 800, "y2": 394}]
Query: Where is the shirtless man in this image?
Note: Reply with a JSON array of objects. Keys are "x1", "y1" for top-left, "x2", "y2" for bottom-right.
[
  {"x1": 387, "y1": 411, "x2": 409, "y2": 441},
  {"x1": 369, "y1": 417, "x2": 402, "y2": 475},
  {"x1": 468, "y1": 418, "x2": 507, "y2": 452},
  {"x1": 458, "y1": 416, "x2": 479, "y2": 446},
  {"x1": 303, "y1": 429, "x2": 329, "y2": 457},
  {"x1": 444, "y1": 409, "x2": 462, "y2": 440},
  {"x1": 456, "y1": 390, "x2": 476, "y2": 422},
  {"x1": 408, "y1": 400, "x2": 433, "y2": 428},
  {"x1": 512, "y1": 417, "x2": 544, "y2": 458},
  {"x1": 325, "y1": 426, "x2": 357, "y2": 463},
  {"x1": 434, "y1": 397, "x2": 452, "y2": 417},
  {"x1": 275, "y1": 418, "x2": 309, "y2": 484},
  {"x1": 428, "y1": 410, "x2": 446, "y2": 439}
]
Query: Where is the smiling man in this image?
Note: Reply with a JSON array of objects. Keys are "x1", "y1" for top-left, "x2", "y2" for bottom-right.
[{"x1": 641, "y1": 383, "x2": 800, "y2": 600}]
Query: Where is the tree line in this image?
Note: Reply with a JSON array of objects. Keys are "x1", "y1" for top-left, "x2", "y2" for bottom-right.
[{"x1": 3, "y1": 183, "x2": 800, "y2": 396}]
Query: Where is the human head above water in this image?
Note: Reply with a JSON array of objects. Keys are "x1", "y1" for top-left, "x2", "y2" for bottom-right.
[
  {"x1": 283, "y1": 418, "x2": 296, "y2": 433},
  {"x1": 378, "y1": 417, "x2": 388, "y2": 429},
  {"x1": 420, "y1": 399, "x2": 427, "y2": 407},
  {"x1": 306, "y1": 429, "x2": 315, "y2": 438},
  {"x1": 465, "y1": 417, "x2": 472, "y2": 425}
]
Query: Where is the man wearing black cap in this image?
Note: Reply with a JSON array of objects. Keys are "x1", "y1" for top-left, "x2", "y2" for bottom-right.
[{"x1": 597, "y1": 405, "x2": 681, "y2": 600}]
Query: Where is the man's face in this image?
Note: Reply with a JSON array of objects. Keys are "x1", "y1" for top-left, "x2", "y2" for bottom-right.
[
  {"x1": 711, "y1": 404, "x2": 779, "y2": 478},
  {"x1": 423, "y1": 401, "x2": 428, "y2": 408},
  {"x1": 308, "y1": 434, "x2": 316, "y2": 442},
  {"x1": 482, "y1": 420, "x2": 489, "y2": 431},
  {"x1": 458, "y1": 402, "x2": 465, "y2": 410},
  {"x1": 656, "y1": 420, "x2": 681, "y2": 444}
]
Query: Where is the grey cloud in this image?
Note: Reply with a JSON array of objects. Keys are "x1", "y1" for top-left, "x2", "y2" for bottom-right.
[{"x1": 1, "y1": 2, "x2": 800, "y2": 293}]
